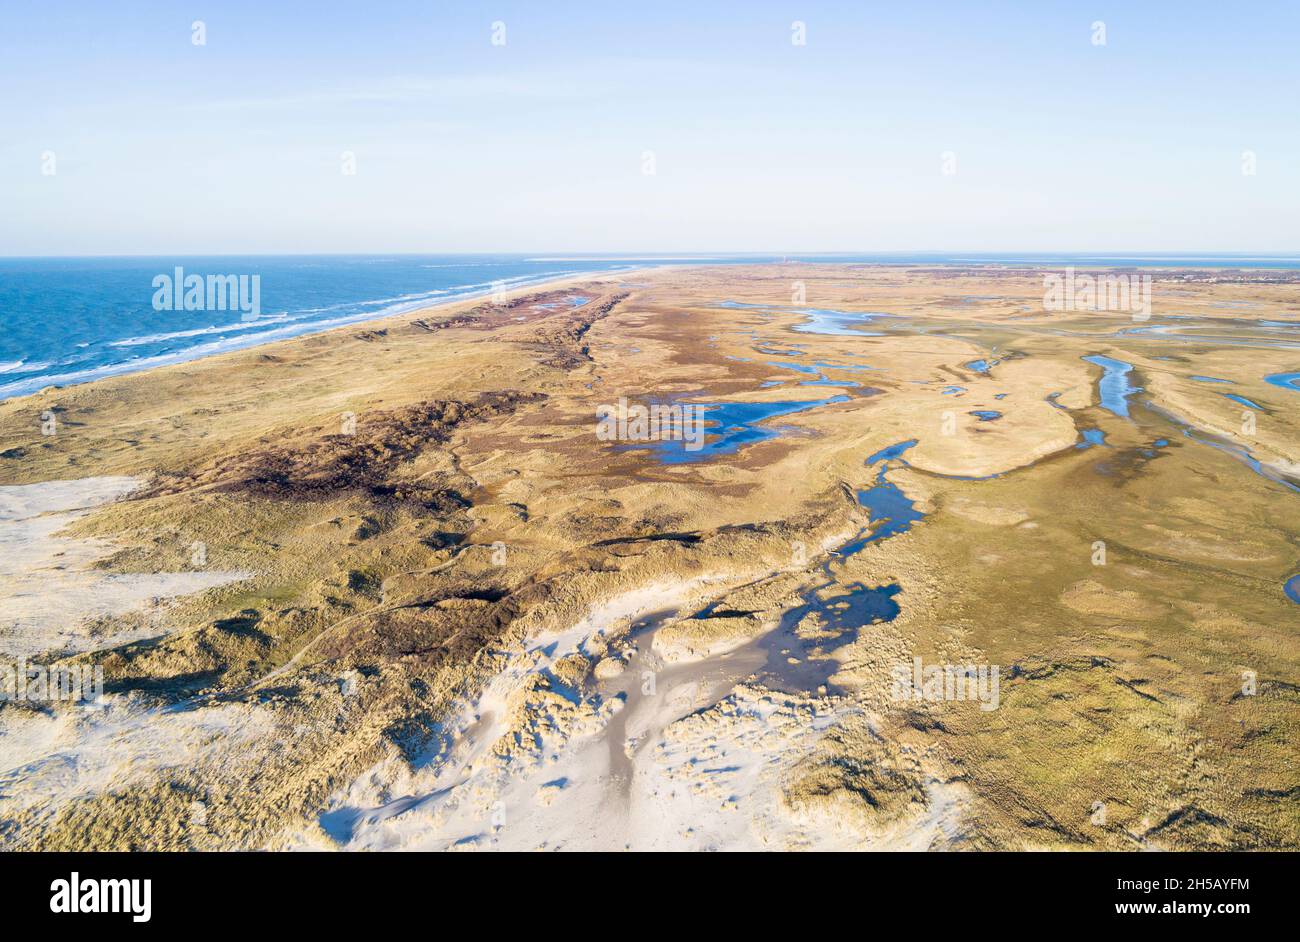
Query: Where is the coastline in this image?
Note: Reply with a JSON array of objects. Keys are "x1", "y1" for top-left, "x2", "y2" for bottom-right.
[
  {"x1": 0, "y1": 264, "x2": 663, "y2": 404},
  {"x1": 5, "y1": 254, "x2": 1299, "y2": 405},
  {"x1": 1, "y1": 262, "x2": 1296, "y2": 850}
]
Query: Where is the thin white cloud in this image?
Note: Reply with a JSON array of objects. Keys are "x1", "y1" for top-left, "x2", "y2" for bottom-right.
[{"x1": 204, "y1": 74, "x2": 588, "y2": 111}]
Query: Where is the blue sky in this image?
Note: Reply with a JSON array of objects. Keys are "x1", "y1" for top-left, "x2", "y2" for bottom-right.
[{"x1": 2, "y1": 1, "x2": 1297, "y2": 254}]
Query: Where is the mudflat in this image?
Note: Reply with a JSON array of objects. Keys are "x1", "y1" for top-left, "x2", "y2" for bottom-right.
[{"x1": 1, "y1": 263, "x2": 1297, "y2": 850}]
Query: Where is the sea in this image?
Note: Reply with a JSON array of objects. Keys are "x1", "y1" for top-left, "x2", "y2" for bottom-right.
[{"x1": 2, "y1": 252, "x2": 1297, "y2": 401}]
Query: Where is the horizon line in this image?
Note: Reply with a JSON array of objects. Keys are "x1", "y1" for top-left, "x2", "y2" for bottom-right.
[{"x1": 4, "y1": 250, "x2": 1300, "y2": 261}]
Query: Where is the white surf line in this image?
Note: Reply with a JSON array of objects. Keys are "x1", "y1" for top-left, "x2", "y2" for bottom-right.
[{"x1": 0, "y1": 266, "x2": 662, "y2": 403}]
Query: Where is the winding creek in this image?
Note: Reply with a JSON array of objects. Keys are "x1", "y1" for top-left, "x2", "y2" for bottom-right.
[
  {"x1": 1082, "y1": 354, "x2": 1139, "y2": 417},
  {"x1": 320, "y1": 298, "x2": 1300, "y2": 849}
]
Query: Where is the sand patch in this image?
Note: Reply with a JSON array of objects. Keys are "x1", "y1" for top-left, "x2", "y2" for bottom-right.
[
  {"x1": 653, "y1": 612, "x2": 770, "y2": 663},
  {"x1": 0, "y1": 694, "x2": 273, "y2": 822},
  {"x1": 0, "y1": 477, "x2": 249, "y2": 658},
  {"x1": 290, "y1": 575, "x2": 916, "y2": 851}
]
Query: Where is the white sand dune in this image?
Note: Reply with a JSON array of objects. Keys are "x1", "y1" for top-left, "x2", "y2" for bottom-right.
[
  {"x1": 298, "y1": 579, "x2": 959, "y2": 851},
  {"x1": 0, "y1": 476, "x2": 267, "y2": 837},
  {"x1": 0, "y1": 693, "x2": 272, "y2": 823},
  {"x1": 0, "y1": 477, "x2": 248, "y2": 658}
]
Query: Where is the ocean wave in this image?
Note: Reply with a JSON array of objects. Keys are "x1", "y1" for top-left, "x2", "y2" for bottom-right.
[
  {"x1": 0, "y1": 267, "x2": 608, "y2": 402},
  {"x1": 0, "y1": 359, "x2": 54, "y2": 376},
  {"x1": 109, "y1": 315, "x2": 294, "y2": 347}
]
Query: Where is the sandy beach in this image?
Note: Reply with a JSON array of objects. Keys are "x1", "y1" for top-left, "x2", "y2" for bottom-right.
[{"x1": 1, "y1": 263, "x2": 1297, "y2": 850}]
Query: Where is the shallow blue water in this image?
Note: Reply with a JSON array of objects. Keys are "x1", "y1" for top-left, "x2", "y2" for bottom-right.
[
  {"x1": 766, "y1": 361, "x2": 821, "y2": 375},
  {"x1": 1152, "y1": 404, "x2": 1300, "y2": 495},
  {"x1": 626, "y1": 396, "x2": 849, "y2": 464},
  {"x1": 812, "y1": 361, "x2": 877, "y2": 372},
  {"x1": 1224, "y1": 393, "x2": 1265, "y2": 410},
  {"x1": 798, "y1": 376, "x2": 862, "y2": 387},
  {"x1": 844, "y1": 480, "x2": 923, "y2": 554},
  {"x1": 790, "y1": 308, "x2": 892, "y2": 336},
  {"x1": 762, "y1": 361, "x2": 858, "y2": 387},
  {"x1": 810, "y1": 583, "x2": 902, "y2": 627},
  {"x1": 718, "y1": 300, "x2": 893, "y2": 337},
  {"x1": 1264, "y1": 371, "x2": 1300, "y2": 391},
  {"x1": 838, "y1": 439, "x2": 924, "y2": 555},
  {"x1": 969, "y1": 410, "x2": 1002, "y2": 422},
  {"x1": 768, "y1": 435, "x2": 920, "y2": 686},
  {"x1": 1083, "y1": 354, "x2": 1139, "y2": 417},
  {"x1": 1285, "y1": 575, "x2": 1300, "y2": 605},
  {"x1": 537, "y1": 296, "x2": 591, "y2": 309},
  {"x1": 756, "y1": 580, "x2": 903, "y2": 693},
  {"x1": 963, "y1": 359, "x2": 993, "y2": 373},
  {"x1": 1077, "y1": 428, "x2": 1107, "y2": 449},
  {"x1": 866, "y1": 439, "x2": 919, "y2": 466}
]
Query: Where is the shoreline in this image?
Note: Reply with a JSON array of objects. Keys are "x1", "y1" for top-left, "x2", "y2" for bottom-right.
[
  {"x1": 0, "y1": 264, "x2": 663, "y2": 405},
  {"x1": 5, "y1": 256, "x2": 1300, "y2": 405},
  {"x1": 0, "y1": 263, "x2": 1295, "y2": 850}
]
